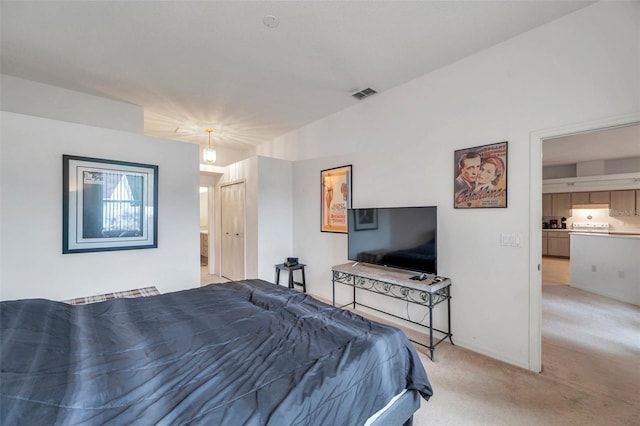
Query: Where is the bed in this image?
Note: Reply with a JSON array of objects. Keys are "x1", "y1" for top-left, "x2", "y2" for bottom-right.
[{"x1": 1, "y1": 279, "x2": 432, "y2": 425}]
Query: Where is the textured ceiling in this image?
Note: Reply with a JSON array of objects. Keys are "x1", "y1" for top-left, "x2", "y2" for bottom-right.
[{"x1": 1, "y1": 1, "x2": 595, "y2": 155}]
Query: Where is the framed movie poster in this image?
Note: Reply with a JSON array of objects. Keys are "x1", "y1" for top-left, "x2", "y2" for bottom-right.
[
  {"x1": 321, "y1": 165, "x2": 352, "y2": 233},
  {"x1": 63, "y1": 155, "x2": 158, "y2": 253},
  {"x1": 454, "y1": 141, "x2": 507, "y2": 209}
]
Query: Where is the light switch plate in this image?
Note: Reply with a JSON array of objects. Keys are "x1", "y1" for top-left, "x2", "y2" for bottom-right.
[{"x1": 500, "y1": 233, "x2": 523, "y2": 247}]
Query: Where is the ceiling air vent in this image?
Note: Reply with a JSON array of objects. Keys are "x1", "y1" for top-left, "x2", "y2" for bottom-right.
[{"x1": 352, "y1": 87, "x2": 377, "y2": 100}]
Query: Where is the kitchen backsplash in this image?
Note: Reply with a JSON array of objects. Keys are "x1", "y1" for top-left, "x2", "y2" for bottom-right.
[
  {"x1": 544, "y1": 207, "x2": 640, "y2": 231},
  {"x1": 605, "y1": 215, "x2": 640, "y2": 231}
]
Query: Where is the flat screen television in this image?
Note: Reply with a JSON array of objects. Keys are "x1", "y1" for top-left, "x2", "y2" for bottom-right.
[{"x1": 348, "y1": 206, "x2": 437, "y2": 274}]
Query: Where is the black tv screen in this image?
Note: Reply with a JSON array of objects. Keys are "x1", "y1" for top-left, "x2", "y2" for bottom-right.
[{"x1": 347, "y1": 206, "x2": 437, "y2": 274}]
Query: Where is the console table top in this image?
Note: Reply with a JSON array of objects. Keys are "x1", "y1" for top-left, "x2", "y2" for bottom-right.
[{"x1": 332, "y1": 262, "x2": 451, "y2": 293}]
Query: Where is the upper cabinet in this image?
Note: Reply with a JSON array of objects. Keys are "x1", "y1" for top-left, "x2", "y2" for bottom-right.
[
  {"x1": 590, "y1": 191, "x2": 611, "y2": 204},
  {"x1": 542, "y1": 194, "x2": 552, "y2": 217},
  {"x1": 610, "y1": 190, "x2": 637, "y2": 217},
  {"x1": 546, "y1": 189, "x2": 640, "y2": 217},
  {"x1": 553, "y1": 193, "x2": 572, "y2": 218},
  {"x1": 570, "y1": 192, "x2": 589, "y2": 205},
  {"x1": 570, "y1": 191, "x2": 610, "y2": 204},
  {"x1": 543, "y1": 193, "x2": 571, "y2": 217}
]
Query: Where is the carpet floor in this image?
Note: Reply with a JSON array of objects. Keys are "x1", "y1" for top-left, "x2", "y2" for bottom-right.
[{"x1": 409, "y1": 258, "x2": 639, "y2": 425}]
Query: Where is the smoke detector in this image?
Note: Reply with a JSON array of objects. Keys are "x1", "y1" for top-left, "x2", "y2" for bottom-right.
[{"x1": 263, "y1": 15, "x2": 279, "y2": 28}]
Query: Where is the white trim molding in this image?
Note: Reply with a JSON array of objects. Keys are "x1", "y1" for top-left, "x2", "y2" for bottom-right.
[{"x1": 543, "y1": 172, "x2": 640, "y2": 194}]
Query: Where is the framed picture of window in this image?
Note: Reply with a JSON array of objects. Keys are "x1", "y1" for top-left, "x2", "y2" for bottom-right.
[{"x1": 63, "y1": 155, "x2": 158, "y2": 253}]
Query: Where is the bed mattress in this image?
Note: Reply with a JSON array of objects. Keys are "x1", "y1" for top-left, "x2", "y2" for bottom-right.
[{"x1": 1, "y1": 279, "x2": 432, "y2": 425}]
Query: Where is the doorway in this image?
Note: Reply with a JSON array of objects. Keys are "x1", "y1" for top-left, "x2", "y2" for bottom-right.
[
  {"x1": 220, "y1": 181, "x2": 246, "y2": 281},
  {"x1": 200, "y1": 172, "x2": 226, "y2": 286},
  {"x1": 199, "y1": 186, "x2": 209, "y2": 267},
  {"x1": 528, "y1": 112, "x2": 640, "y2": 372}
]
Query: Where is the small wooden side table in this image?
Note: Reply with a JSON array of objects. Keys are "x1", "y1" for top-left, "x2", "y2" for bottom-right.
[{"x1": 274, "y1": 263, "x2": 307, "y2": 293}]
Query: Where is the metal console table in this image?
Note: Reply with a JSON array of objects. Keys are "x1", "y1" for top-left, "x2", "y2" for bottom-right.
[{"x1": 332, "y1": 262, "x2": 453, "y2": 360}]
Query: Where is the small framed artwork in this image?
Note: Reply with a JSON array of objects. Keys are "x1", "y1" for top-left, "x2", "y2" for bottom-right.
[
  {"x1": 454, "y1": 141, "x2": 508, "y2": 209},
  {"x1": 63, "y1": 155, "x2": 158, "y2": 253},
  {"x1": 321, "y1": 165, "x2": 352, "y2": 233},
  {"x1": 354, "y1": 208, "x2": 377, "y2": 231}
]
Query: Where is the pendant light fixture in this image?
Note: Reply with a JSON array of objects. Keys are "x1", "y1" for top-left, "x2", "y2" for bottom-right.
[{"x1": 203, "y1": 128, "x2": 217, "y2": 164}]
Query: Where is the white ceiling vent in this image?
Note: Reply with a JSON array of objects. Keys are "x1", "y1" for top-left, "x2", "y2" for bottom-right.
[{"x1": 352, "y1": 88, "x2": 377, "y2": 100}]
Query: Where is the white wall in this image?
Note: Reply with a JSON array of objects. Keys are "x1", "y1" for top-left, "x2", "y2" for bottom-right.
[
  {"x1": 1, "y1": 75, "x2": 144, "y2": 134},
  {"x1": 543, "y1": 157, "x2": 640, "y2": 179},
  {"x1": 0, "y1": 111, "x2": 200, "y2": 301},
  {"x1": 570, "y1": 234, "x2": 640, "y2": 305},
  {"x1": 257, "y1": 157, "x2": 293, "y2": 281},
  {"x1": 605, "y1": 157, "x2": 640, "y2": 175},
  {"x1": 543, "y1": 164, "x2": 577, "y2": 179},
  {"x1": 257, "y1": 2, "x2": 640, "y2": 369},
  {"x1": 199, "y1": 189, "x2": 208, "y2": 229}
]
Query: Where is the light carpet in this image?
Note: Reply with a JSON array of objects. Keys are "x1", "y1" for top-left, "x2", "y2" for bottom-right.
[{"x1": 408, "y1": 265, "x2": 639, "y2": 425}]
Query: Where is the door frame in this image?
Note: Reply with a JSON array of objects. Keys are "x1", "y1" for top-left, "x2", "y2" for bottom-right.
[
  {"x1": 200, "y1": 171, "x2": 222, "y2": 276},
  {"x1": 528, "y1": 112, "x2": 640, "y2": 372}
]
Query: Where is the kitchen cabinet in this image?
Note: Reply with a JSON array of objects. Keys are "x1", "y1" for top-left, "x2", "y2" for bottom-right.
[
  {"x1": 610, "y1": 190, "x2": 636, "y2": 217},
  {"x1": 590, "y1": 191, "x2": 610, "y2": 204},
  {"x1": 542, "y1": 193, "x2": 571, "y2": 218},
  {"x1": 200, "y1": 232, "x2": 209, "y2": 260},
  {"x1": 546, "y1": 231, "x2": 570, "y2": 257},
  {"x1": 542, "y1": 232, "x2": 549, "y2": 256},
  {"x1": 570, "y1": 191, "x2": 610, "y2": 205},
  {"x1": 571, "y1": 192, "x2": 590, "y2": 205},
  {"x1": 542, "y1": 194, "x2": 552, "y2": 217},
  {"x1": 552, "y1": 193, "x2": 571, "y2": 218}
]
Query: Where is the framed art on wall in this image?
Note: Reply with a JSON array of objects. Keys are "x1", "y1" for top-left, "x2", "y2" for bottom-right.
[
  {"x1": 454, "y1": 141, "x2": 508, "y2": 209},
  {"x1": 354, "y1": 208, "x2": 377, "y2": 231},
  {"x1": 321, "y1": 165, "x2": 352, "y2": 233},
  {"x1": 63, "y1": 155, "x2": 158, "y2": 253}
]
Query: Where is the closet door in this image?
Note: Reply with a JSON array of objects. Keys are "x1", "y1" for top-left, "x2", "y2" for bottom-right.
[{"x1": 221, "y1": 182, "x2": 245, "y2": 281}]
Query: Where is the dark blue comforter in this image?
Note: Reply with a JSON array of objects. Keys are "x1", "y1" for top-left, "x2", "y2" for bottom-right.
[{"x1": 1, "y1": 279, "x2": 432, "y2": 425}]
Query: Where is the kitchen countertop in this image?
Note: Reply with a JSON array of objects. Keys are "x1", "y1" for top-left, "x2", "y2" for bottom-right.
[
  {"x1": 608, "y1": 230, "x2": 640, "y2": 236},
  {"x1": 543, "y1": 229, "x2": 640, "y2": 235},
  {"x1": 570, "y1": 232, "x2": 640, "y2": 239}
]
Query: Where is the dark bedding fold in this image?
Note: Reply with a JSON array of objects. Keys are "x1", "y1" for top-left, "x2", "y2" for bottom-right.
[{"x1": 1, "y1": 279, "x2": 432, "y2": 425}]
